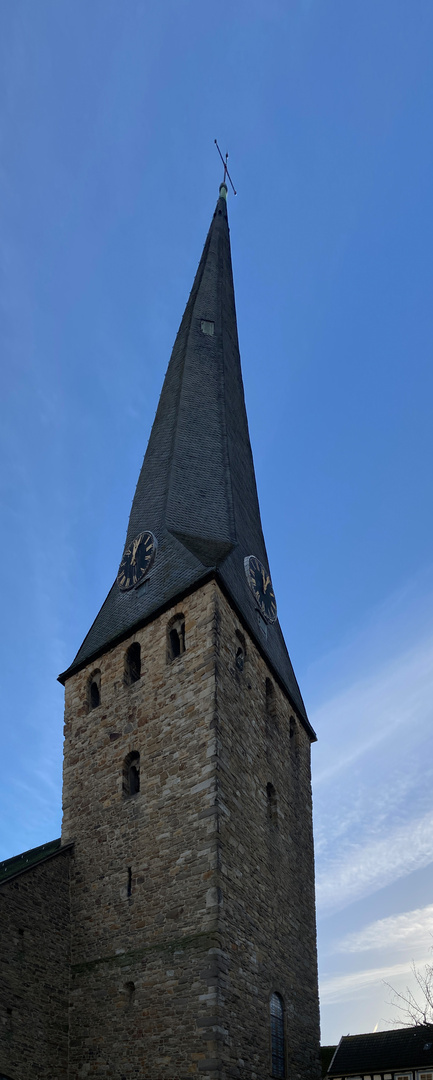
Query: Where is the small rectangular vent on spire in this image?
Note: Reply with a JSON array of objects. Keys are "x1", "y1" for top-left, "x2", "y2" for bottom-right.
[{"x1": 201, "y1": 319, "x2": 214, "y2": 336}]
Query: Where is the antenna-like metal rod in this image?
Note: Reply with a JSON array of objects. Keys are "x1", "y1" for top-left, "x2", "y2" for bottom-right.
[{"x1": 214, "y1": 139, "x2": 237, "y2": 195}]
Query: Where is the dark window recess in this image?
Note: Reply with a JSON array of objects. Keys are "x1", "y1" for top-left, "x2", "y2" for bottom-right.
[
  {"x1": 124, "y1": 642, "x2": 141, "y2": 685},
  {"x1": 167, "y1": 615, "x2": 186, "y2": 662},
  {"x1": 266, "y1": 678, "x2": 277, "y2": 721},
  {"x1": 235, "y1": 630, "x2": 246, "y2": 672},
  {"x1": 124, "y1": 981, "x2": 135, "y2": 1006},
  {"x1": 200, "y1": 319, "x2": 215, "y2": 336},
  {"x1": 127, "y1": 867, "x2": 132, "y2": 897},
  {"x1": 267, "y1": 782, "x2": 278, "y2": 828},
  {"x1": 289, "y1": 716, "x2": 299, "y2": 750},
  {"x1": 90, "y1": 682, "x2": 99, "y2": 708},
  {"x1": 270, "y1": 993, "x2": 285, "y2": 1077},
  {"x1": 88, "y1": 670, "x2": 101, "y2": 711},
  {"x1": 123, "y1": 751, "x2": 140, "y2": 798}
]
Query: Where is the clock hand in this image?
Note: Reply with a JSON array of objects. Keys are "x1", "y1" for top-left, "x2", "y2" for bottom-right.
[{"x1": 131, "y1": 537, "x2": 140, "y2": 565}]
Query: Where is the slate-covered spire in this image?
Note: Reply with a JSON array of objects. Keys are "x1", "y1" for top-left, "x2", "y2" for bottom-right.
[{"x1": 60, "y1": 185, "x2": 312, "y2": 732}]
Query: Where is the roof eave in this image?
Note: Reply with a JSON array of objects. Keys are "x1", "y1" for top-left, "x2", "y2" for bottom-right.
[{"x1": 58, "y1": 571, "x2": 317, "y2": 742}]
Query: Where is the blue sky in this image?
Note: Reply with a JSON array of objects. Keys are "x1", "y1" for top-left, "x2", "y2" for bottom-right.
[{"x1": 1, "y1": 0, "x2": 433, "y2": 1046}]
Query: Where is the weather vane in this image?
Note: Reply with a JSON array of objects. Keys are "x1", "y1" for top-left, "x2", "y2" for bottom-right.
[{"x1": 214, "y1": 139, "x2": 237, "y2": 195}]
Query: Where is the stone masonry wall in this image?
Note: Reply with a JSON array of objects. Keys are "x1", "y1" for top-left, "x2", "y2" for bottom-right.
[
  {"x1": 213, "y1": 588, "x2": 321, "y2": 1080},
  {"x1": 62, "y1": 579, "x2": 320, "y2": 1079},
  {"x1": 0, "y1": 848, "x2": 71, "y2": 1080},
  {"x1": 62, "y1": 582, "x2": 221, "y2": 1080}
]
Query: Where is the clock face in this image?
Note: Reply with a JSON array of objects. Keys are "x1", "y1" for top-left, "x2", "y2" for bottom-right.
[
  {"x1": 244, "y1": 555, "x2": 277, "y2": 623},
  {"x1": 117, "y1": 531, "x2": 157, "y2": 592}
]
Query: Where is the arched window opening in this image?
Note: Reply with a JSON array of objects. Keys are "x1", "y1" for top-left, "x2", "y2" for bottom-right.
[
  {"x1": 88, "y1": 670, "x2": 101, "y2": 711},
  {"x1": 270, "y1": 993, "x2": 285, "y2": 1078},
  {"x1": 167, "y1": 614, "x2": 186, "y2": 662},
  {"x1": 124, "y1": 642, "x2": 141, "y2": 685},
  {"x1": 235, "y1": 630, "x2": 246, "y2": 672},
  {"x1": 124, "y1": 981, "x2": 135, "y2": 1007},
  {"x1": 267, "y1": 782, "x2": 278, "y2": 828},
  {"x1": 123, "y1": 751, "x2": 140, "y2": 798},
  {"x1": 266, "y1": 678, "x2": 277, "y2": 721}
]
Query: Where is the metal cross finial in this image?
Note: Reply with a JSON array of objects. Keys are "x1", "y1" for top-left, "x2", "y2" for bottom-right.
[{"x1": 214, "y1": 139, "x2": 237, "y2": 195}]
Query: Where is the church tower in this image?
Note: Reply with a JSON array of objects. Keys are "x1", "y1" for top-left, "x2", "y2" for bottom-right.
[{"x1": 59, "y1": 183, "x2": 320, "y2": 1080}]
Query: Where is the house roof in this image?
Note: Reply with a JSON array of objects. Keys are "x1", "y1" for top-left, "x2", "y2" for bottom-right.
[
  {"x1": 328, "y1": 1027, "x2": 433, "y2": 1076},
  {"x1": 0, "y1": 837, "x2": 71, "y2": 885},
  {"x1": 58, "y1": 184, "x2": 314, "y2": 736}
]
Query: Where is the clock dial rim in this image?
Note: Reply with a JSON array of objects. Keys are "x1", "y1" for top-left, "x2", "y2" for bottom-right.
[
  {"x1": 117, "y1": 530, "x2": 158, "y2": 592},
  {"x1": 244, "y1": 554, "x2": 278, "y2": 624}
]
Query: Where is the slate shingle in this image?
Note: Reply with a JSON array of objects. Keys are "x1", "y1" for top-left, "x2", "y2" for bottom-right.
[{"x1": 328, "y1": 1027, "x2": 433, "y2": 1076}]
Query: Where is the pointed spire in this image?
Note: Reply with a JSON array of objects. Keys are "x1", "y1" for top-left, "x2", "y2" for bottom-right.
[{"x1": 60, "y1": 189, "x2": 312, "y2": 733}]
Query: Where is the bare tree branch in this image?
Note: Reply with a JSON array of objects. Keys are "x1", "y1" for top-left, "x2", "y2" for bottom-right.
[{"x1": 384, "y1": 958, "x2": 433, "y2": 1027}]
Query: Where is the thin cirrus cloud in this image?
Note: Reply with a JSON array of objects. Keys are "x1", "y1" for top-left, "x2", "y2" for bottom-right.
[
  {"x1": 319, "y1": 906, "x2": 433, "y2": 1015},
  {"x1": 310, "y1": 608, "x2": 433, "y2": 916},
  {"x1": 319, "y1": 959, "x2": 428, "y2": 1007},
  {"x1": 312, "y1": 632, "x2": 433, "y2": 790},
  {"x1": 312, "y1": 583, "x2": 433, "y2": 1038},
  {"x1": 315, "y1": 809, "x2": 433, "y2": 916},
  {"x1": 336, "y1": 904, "x2": 433, "y2": 955}
]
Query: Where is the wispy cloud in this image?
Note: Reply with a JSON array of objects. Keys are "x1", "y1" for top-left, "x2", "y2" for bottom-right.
[
  {"x1": 336, "y1": 905, "x2": 433, "y2": 955},
  {"x1": 320, "y1": 960, "x2": 424, "y2": 1006},
  {"x1": 311, "y1": 613, "x2": 433, "y2": 914},
  {"x1": 313, "y1": 633, "x2": 433, "y2": 789},
  {"x1": 313, "y1": 585, "x2": 433, "y2": 1038},
  {"x1": 316, "y1": 810, "x2": 433, "y2": 915}
]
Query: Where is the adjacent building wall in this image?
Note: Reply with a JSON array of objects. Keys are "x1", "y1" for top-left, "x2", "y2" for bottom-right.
[{"x1": 0, "y1": 848, "x2": 71, "y2": 1080}]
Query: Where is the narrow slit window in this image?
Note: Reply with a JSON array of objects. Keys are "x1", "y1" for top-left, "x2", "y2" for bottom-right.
[
  {"x1": 127, "y1": 866, "x2": 132, "y2": 897},
  {"x1": 167, "y1": 615, "x2": 186, "y2": 663},
  {"x1": 267, "y1": 782, "x2": 278, "y2": 828},
  {"x1": 88, "y1": 670, "x2": 101, "y2": 711},
  {"x1": 270, "y1": 993, "x2": 285, "y2": 1077},
  {"x1": 235, "y1": 630, "x2": 246, "y2": 672},
  {"x1": 289, "y1": 716, "x2": 300, "y2": 751},
  {"x1": 123, "y1": 751, "x2": 140, "y2": 798},
  {"x1": 124, "y1": 642, "x2": 141, "y2": 685},
  {"x1": 266, "y1": 678, "x2": 277, "y2": 721}
]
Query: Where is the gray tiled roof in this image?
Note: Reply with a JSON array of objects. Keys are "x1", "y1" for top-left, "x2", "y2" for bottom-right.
[
  {"x1": 0, "y1": 838, "x2": 63, "y2": 884},
  {"x1": 59, "y1": 188, "x2": 314, "y2": 735},
  {"x1": 328, "y1": 1027, "x2": 433, "y2": 1075}
]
